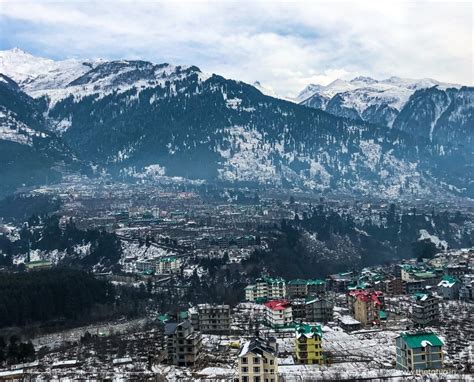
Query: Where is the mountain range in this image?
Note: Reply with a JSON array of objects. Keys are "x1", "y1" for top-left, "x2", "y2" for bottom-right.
[{"x1": 0, "y1": 48, "x2": 472, "y2": 199}]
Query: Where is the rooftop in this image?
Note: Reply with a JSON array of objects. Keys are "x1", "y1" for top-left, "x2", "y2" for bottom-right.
[{"x1": 398, "y1": 332, "x2": 444, "y2": 349}]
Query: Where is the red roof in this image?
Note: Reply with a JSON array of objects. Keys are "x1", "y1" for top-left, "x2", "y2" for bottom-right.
[
  {"x1": 348, "y1": 290, "x2": 383, "y2": 306},
  {"x1": 264, "y1": 300, "x2": 290, "y2": 311}
]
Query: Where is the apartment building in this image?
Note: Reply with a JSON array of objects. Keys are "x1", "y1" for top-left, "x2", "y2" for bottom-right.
[
  {"x1": 411, "y1": 293, "x2": 439, "y2": 326},
  {"x1": 156, "y1": 256, "x2": 180, "y2": 275},
  {"x1": 189, "y1": 304, "x2": 230, "y2": 334},
  {"x1": 264, "y1": 300, "x2": 293, "y2": 328},
  {"x1": 395, "y1": 332, "x2": 444, "y2": 371},
  {"x1": 347, "y1": 290, "x2": 384, "y2": 326},
  {"x1": 164, "y1": 320, "x2": 202, "y2": 367},
  {"x1": 437, "y1": 275, "x2": 460, "y2": 300},
  {"x1": 294, "y1": 324, "x2": 323, "y2": 365},
  {"x1": 238, "y1": 336, "x2": 278, "y2": 382},
  {"x1": 245, "y1": 277, "x2": 286, "y2": 302},
  {"x1": 286, "y1": 279, "x2": 326, "y2": 298}
]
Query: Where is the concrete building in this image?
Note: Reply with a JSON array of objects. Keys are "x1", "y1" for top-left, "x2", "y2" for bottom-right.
[
  {"x1": 347, "y1": 290, "x2": 384, "y2": 326},
  {"x1": 385, "y1": 278, "x2": 406, "y2": 295},
  {"x1": 338, "y1": 315, "x2": 362, "y2": 332},
  {"x1": 294, "y1": 323, "x2": 323, "y2": 365},
  {"x1": 238, "y1": 336, "x2": 278, "y2": 382},
  {"x1": 164, "y1": 320, "x2": 202, "y2": 367},
  {"x1": 411, "y1": 293, "x2": 439, "y2": 327},
  {"x1": 264, "y1": 300, "x2": 293, "y2": 328},
  {"x1": 287, "y1": 279, "x2": 326, "y2": 298},
  {"x1": 156, "y1": 256, "x2": 180, "y2": 274},
  {"x1": 437, "y1": 275, "x2": 460, "y2": 300},
  {"x1": 245, "y1": 277, "x2": 286, "y2": 302},
  {"x1": 395, "y1": 332, "x2": 444, "y2": 371},
  {"x1": 459, "y1": 275, "x2": 474, "y2": 301},
  {"x1": 189, "y1": 304, "x2": 230, "y2": 334}
]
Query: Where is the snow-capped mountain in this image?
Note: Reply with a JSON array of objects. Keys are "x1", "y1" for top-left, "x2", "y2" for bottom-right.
[
  {"x1": 0, "y1": 48, "x2": 472, "y2": 199},
  {"x1": 0, "y1": 73, "x2": 80, "y2": 197},
  {"x1": 0, "y1": 47, "x2": 97, "y2": 94},
  {"x1": 298, "y1": 76, "x2": 462, "y2": 127}
]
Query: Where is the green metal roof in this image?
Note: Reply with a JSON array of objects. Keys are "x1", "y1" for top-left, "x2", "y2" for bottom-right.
[
  {"x1": 295, "y1": 323, "x2": 322, "y2": 339},
  {"x1": 400, "y1": 332, "x2": 443, "y2": 349},
  {"x1": 379, "y1": 310, "x2": 387, "y2": 319}
]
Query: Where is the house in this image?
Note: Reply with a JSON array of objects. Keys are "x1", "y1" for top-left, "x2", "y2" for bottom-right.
[
  {"x1": 294, "y1": 323, "x2": 323, "y2": 365},
  {"x1": 411, "y1": 293, "x2": 439, "y2": 327},
  {"x1": 395, "y1": 331, "x2": 444, "y2": 371},
  {"x1": 164, "y1": 320, "x2": 202, "y2": 366},
  {"x1": 238, "y1": 336, "x2": 278, "y2": 382},
  {"x1": 189, "y1": 304, "x2": 230, "y2": 334},
  {"x1": 338, "y1": 315, "x2": 362, "y2": 332},
  {"x1": 437, "y1": 275, "x2": 460, "y2": 300},
  {"x1": 347, "y1": 290, "x2": 384, "y2": 326},
  {"x1": 264, "y1": 300, "x2": 293, "y2": 328}
]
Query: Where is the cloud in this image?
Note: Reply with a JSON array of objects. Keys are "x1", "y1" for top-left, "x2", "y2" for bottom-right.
[{"x1": 0, "y1": 0, "x2": 472, "y2": 97}]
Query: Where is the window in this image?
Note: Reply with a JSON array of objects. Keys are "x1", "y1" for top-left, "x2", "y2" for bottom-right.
[
  {"x1": 241, "y1": 367, "x2": 248, "y2": 373},
  {"x1": 253, "y1": 367, "x2": 260, "y2": 373},
  {"x1": 421, "y1": 355, "x2": 426, "y2": 360},
  {"x1": 242, "y1": 357, "x2": 248, "y2": 364},
  {"x1": 253, "y1": 357, "x2": 260, "y2": 364},
  {"x1": 269, "y1": 359, "x2": 274, "y2": 365},
  {"x1": 253, "y1": 377, "x2": 261, "y2": 382},
  {"x1": 242, "y1": 377, "x2": 249, "y2": 382}
]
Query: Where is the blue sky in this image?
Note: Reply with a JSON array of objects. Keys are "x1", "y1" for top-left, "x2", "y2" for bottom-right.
[{"x1": 0, "y1": 0, "x2": 472, "y2": 97}]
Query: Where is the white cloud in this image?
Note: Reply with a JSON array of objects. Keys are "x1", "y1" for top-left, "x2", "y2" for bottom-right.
[{"x1": 0, "y1": 0, "x2": 472, "y2": 98}]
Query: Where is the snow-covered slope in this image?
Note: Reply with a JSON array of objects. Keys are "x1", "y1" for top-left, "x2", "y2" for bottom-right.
[
  {"x1": 299, "y1": 76, "x2": 461, "y2": 127},
  {"x1": 0, "y1": 47, "x2": 97, "y2": 94}
]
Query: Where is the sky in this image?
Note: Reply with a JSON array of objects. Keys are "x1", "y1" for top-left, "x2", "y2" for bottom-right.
[{"x1": 0, "y1": 0, "x2": 472, "y2": 98}]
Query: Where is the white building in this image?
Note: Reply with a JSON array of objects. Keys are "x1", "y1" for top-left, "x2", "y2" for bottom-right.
[{"x1": 264, "y1": 300, "x2": 293, "y2": 328}]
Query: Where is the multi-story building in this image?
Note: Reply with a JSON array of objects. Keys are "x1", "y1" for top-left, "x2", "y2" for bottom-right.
[
  {"x1": 385, "y1": 278, "x2": 406, "y2": 295},
  {"x1": 189, "y1": 304, "x2": 230, "y2": 334},
  {"x1": 437, "y1": 275, "x2": 460, "y2": 300},
  {"x1": 156, "y1": 256, "x2": 180, "y2": 274},
  {"x1": 245, "y1": 277, "x2": 286, "y2": 302},
  {"x1": 264, "y1": 300, "x2": 293, "y2": 328},
  {"x1": 164, "y1": 320, "x2": 202, "y2": 367},
  {"x1": 238, "y1": 336, "x2": 278, "y2": 382},
  {"x1": 327, "y1": 272, "x2": 355, "y2": 292},
  {"x1": 395, "y1": 331, "x2": 444, "y2": 371},
  {"x1": 459, "y1": 274, "x2": 474, "y2": 301},
  {"x1": 292, "y1": 297, "x2": 333, "y2": 323},
  {"x1": 411, "y1": 293, "x2": 439, "y2": 326},
  {"x1": 347, "y1": 290, "x2": 384, "y2": 326},
  {"x1": 286, "y1": 279, "x2": 326, "y2": 298},
  {"x1": 294, "y1": 323, "x2": 323, "y2": 365}
]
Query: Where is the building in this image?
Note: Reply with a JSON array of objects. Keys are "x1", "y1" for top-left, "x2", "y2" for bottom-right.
[
  {"x1": 411, "y1": 293, "x2": 439, "y2": 327},
  {"x1": 245, "y1": 285, "x2": 257, "y2": 302},
  {"x1": 437, "y1": 275, "x2": 460, "y2": 300},
  {"x1": 245, "y1": 277, "x2": 286, "y2": 302},
  {"x1": 164, "y1": 320, "x2": 202, "y2": 367},
  {"x1": 338, "y1": 315, "x2": 362, "y2": 332},
  {"x1": 385, "y1": 278, "x2": 406, "y2": 295},
  {"x1": 347, "y1": 290, "x2": 384, "y2": 326},
  {"x1": 304, "y1": 297, "x2": 333, "y2": 323},
  {"x1": 459, "y1": 275, "x2": 474, "y2": 301},
  {"x1": 189, "y1": 304, "x2": 230, "y2": 334},
  {"x1": 264, "y1": 300, "x2": 293, "y2": 328},
  {"x1": 327, "y1": 272, "x2": 355, "y2": 292},
  {"x1": 395, "y1": 331, "x2": 444, "y2": 371},
  {"x1": 238, "y1": 336, "x2": 278, "y2": 382},
  {"x1": 156, "y1": 256, "x2": 180, "y2": 274},
  {"x1": 25, "y1": 260, "x2": 52, "y2": 271},
  {"x1": 287, "y1": 279, "x2": 326, "y2": 298},
  {"x1": 294, "y1": 323, "x2": 323, "y2": 365}
]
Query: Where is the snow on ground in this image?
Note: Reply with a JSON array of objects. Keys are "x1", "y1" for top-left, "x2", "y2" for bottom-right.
[{"x1": 419, "y1": 229, "x2": 448, "y2": 249}]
